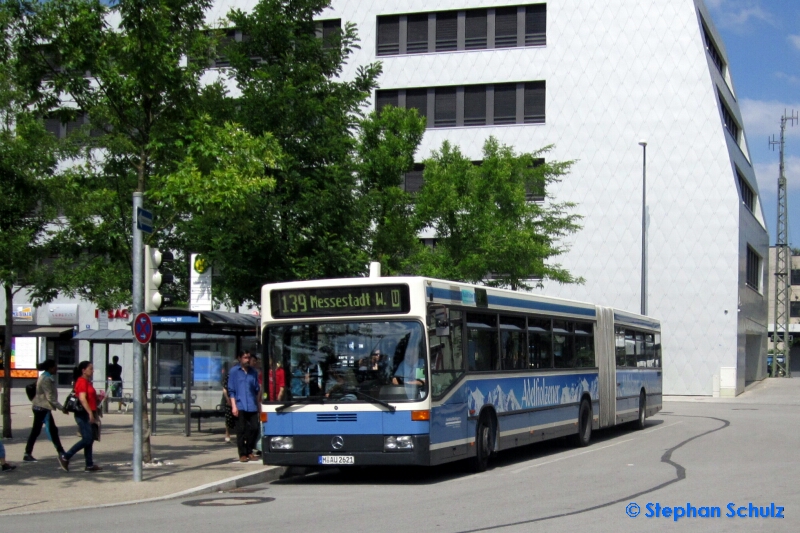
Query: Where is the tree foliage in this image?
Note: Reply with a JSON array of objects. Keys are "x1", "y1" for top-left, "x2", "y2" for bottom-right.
[
  {"x1": 413, "y1": 138, "x2": 583, "y2": 290},
  {"x1": 0, "y1": 0, "x2": 63, "y2": 438}
]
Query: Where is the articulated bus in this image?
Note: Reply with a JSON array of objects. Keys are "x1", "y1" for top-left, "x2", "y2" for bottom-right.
[{"x1": 260, "y1": 276, "x2": 662, "y2": 471}]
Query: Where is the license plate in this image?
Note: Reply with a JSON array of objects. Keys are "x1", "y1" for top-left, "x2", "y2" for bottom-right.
[{"x1": 318, "y1": 455, "x2": 355, "y2": 465}]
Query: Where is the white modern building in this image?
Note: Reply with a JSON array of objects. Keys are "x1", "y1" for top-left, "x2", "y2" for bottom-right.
[{"x1": 305, "y1": 0, "x2": 770, "y2": 395}]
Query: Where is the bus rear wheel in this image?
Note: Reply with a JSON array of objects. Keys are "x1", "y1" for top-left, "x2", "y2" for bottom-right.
[
  {"x1": 470, "y1": 418, "x2": 492, "y2": 472},
  {"x1": 571, "y1": 399, "x2": 592, "y2": 447},
  {"x1": 635, "y1": 391, "x2": 646, "y2": 430}
]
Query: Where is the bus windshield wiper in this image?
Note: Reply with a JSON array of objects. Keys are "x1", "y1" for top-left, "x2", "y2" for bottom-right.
[
  {"x1": 276, "y1": 396, "x2": 325, "y2": 413},
  {"x1": 352, "y1": 390, "x2": 396, "y2": 412}
]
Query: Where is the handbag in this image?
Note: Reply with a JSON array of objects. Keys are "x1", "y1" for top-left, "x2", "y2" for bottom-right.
[
  {"x1": 64, "y1": 391, "x2": 85, "y2": 414},
  {"x1": 25, "y1": 382, "x2": 37, "y2": 401}
]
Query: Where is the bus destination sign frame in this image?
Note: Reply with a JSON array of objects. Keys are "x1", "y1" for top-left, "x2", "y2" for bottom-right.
[{"x1": 271, "y1": 284, "x2": 410, "y2": 318}]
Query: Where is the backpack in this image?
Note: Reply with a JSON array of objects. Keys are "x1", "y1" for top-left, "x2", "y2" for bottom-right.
[{"x1": 25, "y1": 381, "x2": 37, "y2": 401}]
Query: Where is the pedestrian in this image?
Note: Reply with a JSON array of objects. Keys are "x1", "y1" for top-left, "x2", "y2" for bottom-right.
[
  {"x1": 220, "y1": 360, "x2": 236, "y2": 443},
  {"x1": 106, "y1": 355, "x2": 124, "y2": 411},
  {"x1": 268, "y1": 359, "x2": 286, "y2": 402},
  {"x1": 24, "y1": 359, "x2": 66, "y2": 464},
  {"x1": 250, "y1": 354, "x2": 264, "y2": 456},
  {"x1": 227, "y1": 350, "x2": 261, "y2": 462},
  {"x1": 60, "y1": 361, "x2": 103, "y2": 472}
]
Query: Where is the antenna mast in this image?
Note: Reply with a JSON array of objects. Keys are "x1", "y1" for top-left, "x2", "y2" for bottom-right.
[{"x1": 769, "y1": 110, "x2": 797, "y2": 377}]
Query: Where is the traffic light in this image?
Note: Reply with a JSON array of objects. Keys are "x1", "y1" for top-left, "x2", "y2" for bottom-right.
[{"x1": 144, "y1": 245, "x2": 175, "y2": 312}]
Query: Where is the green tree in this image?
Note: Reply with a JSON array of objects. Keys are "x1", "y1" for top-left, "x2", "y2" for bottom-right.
[
  {"x1": 413, "y1": 137, "x2": 583, "y2": 290},
  {"x1": 0, "y1": 0, "x2": 62, "y2": 438},
  {"x1": 356, "y1": 106, "x2": 426, "y2": 275},
  {"x1": 205, "y1": 0, "x2": 382, "y2": 305}
]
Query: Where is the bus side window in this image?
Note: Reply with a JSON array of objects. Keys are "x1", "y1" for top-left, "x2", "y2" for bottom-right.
[
  {"x1": 615, "y1": 327, "x2": 627, "y2": 367},
  {"x1": 635, "y1": 332, "x2": 645, "y2": 367},
  {"x1": 466, "y1": 313, "x2": 498, "y2": 371},
  {"x1": 428, "y1": 308, "x2": 464, "y2": 396},
  {"x1": 654, "y1": 333, "x2": 662, "y2": 368},
  {"x1": 625, "y1": 330, "x2": 636, "y2": 367},
  {"x1": 645, "y1": 334, "x2": 655, "y2": 368},
  {"x1": 574, "y1": 322, "x2": 594, "y2": 367},
  {"x1": 500, "y1": 315, "x2": 525, "y2": 370},
  {"x1": 528, "y1": 318, "x2": 552, "y2": 369},
  {"x1": 553, "y1": 320, "x2": 574, "y2": 368}
]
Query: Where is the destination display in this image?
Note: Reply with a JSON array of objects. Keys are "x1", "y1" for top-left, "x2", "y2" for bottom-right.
[{"x1": 271, "y1": 285, "x2": 410, "y2": 318}]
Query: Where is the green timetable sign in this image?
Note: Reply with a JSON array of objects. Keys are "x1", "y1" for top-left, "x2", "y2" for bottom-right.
[{"x1": 270, "y1": 285, "x2": 411, "y2": 318}]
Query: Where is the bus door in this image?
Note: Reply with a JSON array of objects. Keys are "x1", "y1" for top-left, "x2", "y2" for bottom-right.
[{"x1": 428, "y1": 307, "x2": 469, "y2": 460}]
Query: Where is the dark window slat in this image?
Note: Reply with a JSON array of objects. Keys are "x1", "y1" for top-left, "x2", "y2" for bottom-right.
[
  {"x1": 406, "y1": 88, "x2": 428, "y2": 120},
  {"x1": 493, "y1": 83, "x2": 517, "y2": 124},
  {"x1": 435, "y1": 87, "x2": 457, "y2": 127},
  {"x1": 465, "y1": 9, "x2": 488, "y2": 49},
  {"x1": 377, "y1": 16, "x2": 400, "y2": 55},
  {"x1": 525, "y1": 4, "x2": 546, "y2": 46},
  {"x1": 524, "y1": 81, "x2": 546, "y2": 123},
  {"x1": 376, "y1": 90, "x2": 399, "y2": 113},
  {"x1": 464, "y1": 86, "x2": 486, "y2": 126},
  {"x1": 407, "y1": 14, "x2": 429, "y2": 53},
  {"x1": 495, "y1": 7, "x2": 518, "y2": 48},
  {"x1": 436, "y1": 12, "x2": 458, "y2": 51}
]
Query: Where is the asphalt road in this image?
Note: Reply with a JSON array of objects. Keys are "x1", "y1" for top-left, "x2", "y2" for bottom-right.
[{"x1": 4, "y1": 396, "x2": 797, "y2": 533}]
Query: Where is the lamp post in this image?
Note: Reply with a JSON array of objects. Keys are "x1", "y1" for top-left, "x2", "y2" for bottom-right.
[{"x1": 639, "y1": 140, "x2": 647, "y2": 316}]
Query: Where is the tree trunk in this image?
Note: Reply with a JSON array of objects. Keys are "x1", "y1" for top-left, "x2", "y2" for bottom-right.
[{"x1": 2, "y1": 283, "x2": 14, "y2": 438}]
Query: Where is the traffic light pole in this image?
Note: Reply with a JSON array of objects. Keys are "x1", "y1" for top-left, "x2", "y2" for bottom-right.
[{"x1": 132, "y1": 192, "x2": 143, "y2": 482}]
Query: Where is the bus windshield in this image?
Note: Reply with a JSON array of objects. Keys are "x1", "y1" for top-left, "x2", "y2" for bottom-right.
[{"x1": 267, "y1": 321, "x2": 428, "y2": 403}]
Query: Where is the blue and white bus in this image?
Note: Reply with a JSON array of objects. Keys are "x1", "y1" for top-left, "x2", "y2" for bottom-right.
[{"x1": 260, "y1": 276, "x2": 661, "y2": 471}]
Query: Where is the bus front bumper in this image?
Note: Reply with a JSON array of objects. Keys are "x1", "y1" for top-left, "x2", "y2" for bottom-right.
[{"x1": 262, "y1": 434, "x2": 430, "y2": 466}]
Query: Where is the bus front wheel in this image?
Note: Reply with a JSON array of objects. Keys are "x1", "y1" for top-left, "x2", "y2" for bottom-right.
[{"x1": 471, "y1": 418, "x2": 492, "y2": 472}]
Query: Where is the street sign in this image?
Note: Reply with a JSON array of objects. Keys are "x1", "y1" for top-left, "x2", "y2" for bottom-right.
[
  {"x1": 137, "y1": 207, "x2": 153, "y2": 234},
  {"x1": 133, "y1": 312, "x2": 153, "y2": 344}
]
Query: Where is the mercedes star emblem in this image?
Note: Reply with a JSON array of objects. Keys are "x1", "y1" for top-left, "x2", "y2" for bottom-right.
[{"x1": 331, "y1": 436, "x2": 345, "y2": 450}]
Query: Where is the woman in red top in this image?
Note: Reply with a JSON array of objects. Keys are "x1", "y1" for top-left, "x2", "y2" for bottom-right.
[{"x1": 61, "y1": 361, "x2": 102, "y2": 472}]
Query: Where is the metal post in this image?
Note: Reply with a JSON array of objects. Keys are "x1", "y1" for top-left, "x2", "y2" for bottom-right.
[
  {"x1": 132, "y1": 192, "x2": 143, "y2": 482},
  {"x1": 639, "y1": 140, "x2": 648, "y2": 316},
  {"x1": 184, "y1": 331, "x2": 192, "y2": 436}
]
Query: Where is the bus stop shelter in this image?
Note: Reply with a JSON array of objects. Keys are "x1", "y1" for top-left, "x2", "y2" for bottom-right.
[{"x1": 73, "y1": 309, "x2": 260, "y2": 436}]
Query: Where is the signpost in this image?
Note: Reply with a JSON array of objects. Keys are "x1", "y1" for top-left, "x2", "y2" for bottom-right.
[{"x1": 133, "y1": 312, "x2": 153, "y2": 345}]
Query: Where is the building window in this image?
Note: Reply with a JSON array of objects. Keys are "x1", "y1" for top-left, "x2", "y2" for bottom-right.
[
  {"x1": 791, "y1": 301, "x2": 800, "y2": 318},
  {"x1": 376, "y1": 4, "x2": 547, "y2": 56},
  {"x1": 315, "y1": 19, "x2": 342, "y2": 49},
  {"x1": 791, "y1": 269, "x2": 800, "y2": 286},
  {"x1": 746, "y1": 246, "x2": 761, "y2": 291},
  {"x1": 493, "y1": 83, "x2": 517, "y2": 125},
  {"x1": 464, "y1": 85, "x2": 487, "y2": 126},
  {"x1": 376, "y1": 90, "x2": 398, "y2": 114},
  {"x1": 213, "y1": 29, "x2": 237, "y2": 68},
  {"x1": 377, "y1": 16, "x2": 400, "y2": 55},
  {"x1": 434, "y1": 87, "x2": 457, "y2": 127},
  {"x1": 376, "y1": 81, "x2": 546, "y2": 128},
  {"x1": 525, "y1": 4, "x2": 547, "y2": 46},
  {"x1": 525, "y1": 158, "x2": 546, "y2": 201},
  {"x1": 701, "y1": 20, "x2": 725, "y2": 75},
  {"x1": 465, "y1": 9, "x2": 488, "y2": 49},
  {"x1": 435, "y1": 11, "x2": 458, "y2": 51},
  {"x1": 720, "y1": 96, "x2": 740, "y2": 142},
  {"x1": 405, "y1": 88, "x2": 428, "y2": 121},
  {"x1": 403, "y1": 164, "x2": 425, "y2": 193},
  {"x1": 524, "y1": 81, "x2": 545, "y2": 123},
  {"x1": 407, "y1": 14, "x2": 429, "y2": 53},
  {"x1": 737, "y1": 169, "x2": 755, "y2": 213},
  {"x1": 494, "y1": 7, "x2": 519, "y2": 48}
]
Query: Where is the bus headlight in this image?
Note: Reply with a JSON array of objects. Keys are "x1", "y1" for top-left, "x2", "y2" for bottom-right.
[
  {"x1": 270, "y1": 436, "x2": 294, "y2": 450},
  {"x1": 384, "y1": 436, "x2": 414, "y2": 451}
]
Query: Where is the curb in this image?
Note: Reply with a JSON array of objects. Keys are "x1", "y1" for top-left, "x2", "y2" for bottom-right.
[{"x1": 1, "y1": 465, "x2": 286, "y2": 517}]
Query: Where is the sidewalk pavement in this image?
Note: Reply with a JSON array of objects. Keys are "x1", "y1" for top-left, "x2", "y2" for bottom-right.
[
  {"x1": 0, "y1": 388, "x2": 282, "y2": 516},
  {"x1": 662, "y1": 375, "x2": 800, "y2": 405}
]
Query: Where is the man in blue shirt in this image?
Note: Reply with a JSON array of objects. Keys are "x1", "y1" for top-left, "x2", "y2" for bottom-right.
[{"x1": 227, "y1": 351, "x2": 261, "y2": 462}]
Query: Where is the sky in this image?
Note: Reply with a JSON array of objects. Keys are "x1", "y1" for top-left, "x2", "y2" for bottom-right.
[{"x1": 705, "y1": 0, "x2": 800, "y2": 247}]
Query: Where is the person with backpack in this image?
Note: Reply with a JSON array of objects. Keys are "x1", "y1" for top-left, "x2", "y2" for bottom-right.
[{"x1": 24, "y1": 360, "x2": 67, "y2": 467}]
